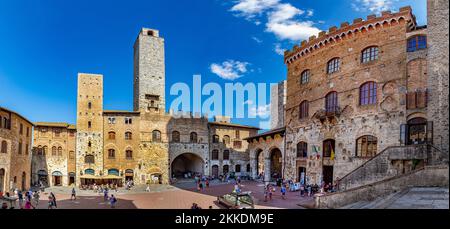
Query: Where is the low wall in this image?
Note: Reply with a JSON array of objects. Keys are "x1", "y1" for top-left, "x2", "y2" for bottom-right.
[{"x1": 315, "y1": 165, "x2": 449, "y2": 209}]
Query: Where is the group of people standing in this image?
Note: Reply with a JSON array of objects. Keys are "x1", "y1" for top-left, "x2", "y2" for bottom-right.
[{"x1": 0, "y1": 188, "x2": 41, "y2": 209}]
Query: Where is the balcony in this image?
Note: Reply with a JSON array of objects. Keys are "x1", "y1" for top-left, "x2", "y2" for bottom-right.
[
  {"x1": 406, "y1": 90, "x2": 428, "y2": 110},
  {"x1": 313, "y1": 106, "x2": 342, "y2": 121}
]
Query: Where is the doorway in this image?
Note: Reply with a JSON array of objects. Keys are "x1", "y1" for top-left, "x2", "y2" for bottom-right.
[
  {"x1": 322, "y1": 166, "x2": 334, "y2": 186},
  {"x1": 212, "y1": 165, "x2": 219, "y2": 178},
  {"x1": 407, "y1": 118, "x2": 428, "y2": 145},
  {"x1": 298, "y1": 167, "x2": 306, "y2": 183}
]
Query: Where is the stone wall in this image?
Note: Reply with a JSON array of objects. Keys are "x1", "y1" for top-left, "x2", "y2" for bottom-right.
[
  {"x1": 315, "y1": 165, "x2": 449, "y2": 209},
  {"x1": 427, "y1": 0, "x2": 449, "y2": 156}
]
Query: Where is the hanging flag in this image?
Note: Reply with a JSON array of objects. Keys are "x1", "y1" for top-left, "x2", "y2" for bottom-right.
[{"x1": 330, "y1": 147, "x2": 335, "y2": 161}]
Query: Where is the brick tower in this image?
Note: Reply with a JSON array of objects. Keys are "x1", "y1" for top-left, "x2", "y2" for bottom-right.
[{"x1": 76, "y1": 73, "x2": 104, "y2": 185}]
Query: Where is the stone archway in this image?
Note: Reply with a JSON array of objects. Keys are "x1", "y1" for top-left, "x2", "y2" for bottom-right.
[
  {"x1": 255, "y1": 149, "x2": 265, "y2": 179},
  {"x1": 269, "y1": 148, "x2": 282, "y2": 181},
  {"x1": 171, "y1": 153, "x2": 205, "y2": 179},
  {"x1": 0, "y1": 168, "x2": 5, "y2": 192}
]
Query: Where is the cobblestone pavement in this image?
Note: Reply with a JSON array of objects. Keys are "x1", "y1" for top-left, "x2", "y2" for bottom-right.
[
  {"x1": 386, "y1": 187, "x2": 449, "y2": 209},
  {"x1": 10, "y1": 181, "x2": 312, "y2": 209}
]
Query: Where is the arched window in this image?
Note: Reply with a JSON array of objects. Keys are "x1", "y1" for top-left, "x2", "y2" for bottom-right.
[
  {"x1": 88, "y1": 102, "x2": 92, "y2": 109},
  {"x1": 297, "y1": 142, "x2": 308, "y2": 158},
  {"x1": 356, "y1": 135, "x2": 378, "y2": 157},
  {"x1": 246, "y1": 164, "x2": 251, "y2": 172},
  {"x1": 407, "y1": 35, "x2": 427, "y2": 52},
  {"x1": 57, "y1": 146, "x2": 62, "y2": 156},
  {"x1": 235, "y1": 164, "x2": 241, "y2": 173},
  {"x1": 108, "y1": 132, "x2": 116, "y2": 140},
  {"x1": 223, "y1": 150, "x2": 230, "y2": 160},
  {"x1": 190, "y1": 132, "x2": 198, "y2": 143},
  {"x1": 300, "y1": 70, "x2": 310, "y2": 84},
  {"x1": 125, "y1": 132, "x2": 133, "y2": 140},
  {"x1": 1, "y1": 141, "x2": 7, "y2": 153},
  {"x1": 85, "y1": 155, "x2": 95, "y2": 164},
  {"x1": 223, "y1": 135, "x2": 231, "y2": 145},
  {"x1": 361, "y1": 46, "x2": 379, "y2": 63},
  {"x1": 212, "y1": 150, "x2": 219, "y2": 160},
  {"x1": 360, "y1": 82, "x2": 377, "y2": 105},
  {"x1": 212, "y1": 135, "x2": 220, "y2": 143},
  {"x1": 327, "y1": 58, "x2": 340, "y2": 74},
  {"x1": 43, "y1": 146, "x2": 48, "y2": 155},
  {"x1": 299, "y1": 101, "x2": 309, "y2": 119},
  {"x1": 126, "y1": 150, "x2": 133, "y2": 159},
  {"x1": 84, "y1": 169, "x2": 95, "y2": 175},
  {"x1": 88, "y1": 121, "x2": 92, "y2": 128},
  {"x1": 325, "y1": 91, "x2": 338, "y2": 113},
  {"x1": 52, "y1": 146, "x2": 57, "y2": 156},
  {"x1": 223, "y1": 165, "x2": 229, "y2": 174},
  {"x1": 152, "y1": 130, "x2": 161, "y2": 143},
  {"x1": 108, "y1": 149, "x2": 115, "y2": 159},
  {"x1": 172, "y1": 131, "x2": 180, "y2": 143}
]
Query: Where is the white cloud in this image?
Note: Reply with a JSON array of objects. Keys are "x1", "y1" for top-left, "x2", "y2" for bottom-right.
[
  {"x1": 252, "y1": 36, "x2": 263, "y2": 43},
  {"x1": 231, "y1": 0, "x2": 280, "y2": 19},
  {"x1": 274, "y1": 43, "x2": 285, "y2": 55},
  {"x1": 243, "y1": 100, "x2": 254, "y2": 105},
  {"x1": 210, "y1": 60, "x2": 250, "y2": 80},
  {"x1": 229, "y1": 0, "x2": 321, "y2": 42},
  {"x1": 268, "y1": 3, "x2": 304, "y2": 23},
  {"x1": 352, "y1": 0, "x2": 396, "y2": 13},
  {"x1": 250, "y1": 104, "x2": 271, "y2": 117},
  {"x1": 267, "y1": 20, "x2": 321, "y2": 41}
]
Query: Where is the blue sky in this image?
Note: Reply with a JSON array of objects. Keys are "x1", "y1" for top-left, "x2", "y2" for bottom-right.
[{"x1": 0, "y1": 0, "x2": 427, "y2": 130}]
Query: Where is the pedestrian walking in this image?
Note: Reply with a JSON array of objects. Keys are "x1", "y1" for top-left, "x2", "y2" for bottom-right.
[
  {"x1": 145, "y1": 184, "x2": 151, "y2": 192},
  {"x1": 300, "y1": 184, "x2": 305, "y2": 197},
  {"x1": 268, "y1": 185, "x2": 273, "y2": 201},
  {"x1": 103, "y1": 190, "x2": 109, "y2": 201},
  {"x1": 33, "y1": 191, "x2": 40, "y2": 206},
  {"x1": 205, "y1": 179, "x2": 210, "y2": 188},
  {"x1": 18, "y1": 191, "x2": 24, "y2": 209},
  {"x1": 110, "y1": 195, "x2": 117, "y2": 208},
  {"x1": 71, "y1": 187, "x2": 76, "y2": 201},
  {"x1": 47, "y1": 194, "x2": 53, "y2": 209},
  {"x1": 50, "y1": 192, "x2": 57, "y2": 208},
  {"x1": 24, "y1": 199, "x2": 35, "y2": 209},
  {"x1": 281, "y1": 185, "x2": 286, "y2": 200}
]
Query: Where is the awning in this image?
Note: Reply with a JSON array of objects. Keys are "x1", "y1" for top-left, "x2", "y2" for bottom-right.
[
  {"x1": 52, "y1": 171, "x2": 63, "y2": 176},
  {"x1": 80, "y1": 174, "x2": 99, "y2": 179},
  {"x1": 102, "y1": 175, "x2": 122, "y2": 179}
]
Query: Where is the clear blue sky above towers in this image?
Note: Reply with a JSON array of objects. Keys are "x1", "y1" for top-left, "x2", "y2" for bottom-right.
[{"x1": 0, "y1": 0, "x2": 426, "y2": 130}]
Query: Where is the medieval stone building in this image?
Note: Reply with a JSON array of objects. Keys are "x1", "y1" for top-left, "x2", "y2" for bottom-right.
[
  {"x1": 0, "y1": 107, "x2": 33, "y2": 192},
  {"x1": 247, "y1": 6, "x2": 448, "y2": 187},
  {"x1": 31, "y1": 28, "x2": 259, "y2": 187}
]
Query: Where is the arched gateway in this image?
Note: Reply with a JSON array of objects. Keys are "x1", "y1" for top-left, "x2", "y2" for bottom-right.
[{"x1": 171, "y1": 153, "x2": 205, "y2": 179}]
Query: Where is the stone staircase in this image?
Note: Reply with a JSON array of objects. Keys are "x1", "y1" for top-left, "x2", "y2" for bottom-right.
[
  {"x1": 314, "y1": 143, "x2": 448, "y2": 209},
  {"x1": 337, "y1": 144, "x2": 443, "y2": 191}
]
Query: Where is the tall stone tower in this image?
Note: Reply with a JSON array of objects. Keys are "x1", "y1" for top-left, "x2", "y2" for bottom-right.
[
  {"x1": 427, "y1": 0, "x2": 449, "y2": 156},
  {"x1": 76, "y1": 73, "x2": 104, "y2": 184},
  {"x1": 133, "y1": 28, "x2": 166, "y2": 113}
]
